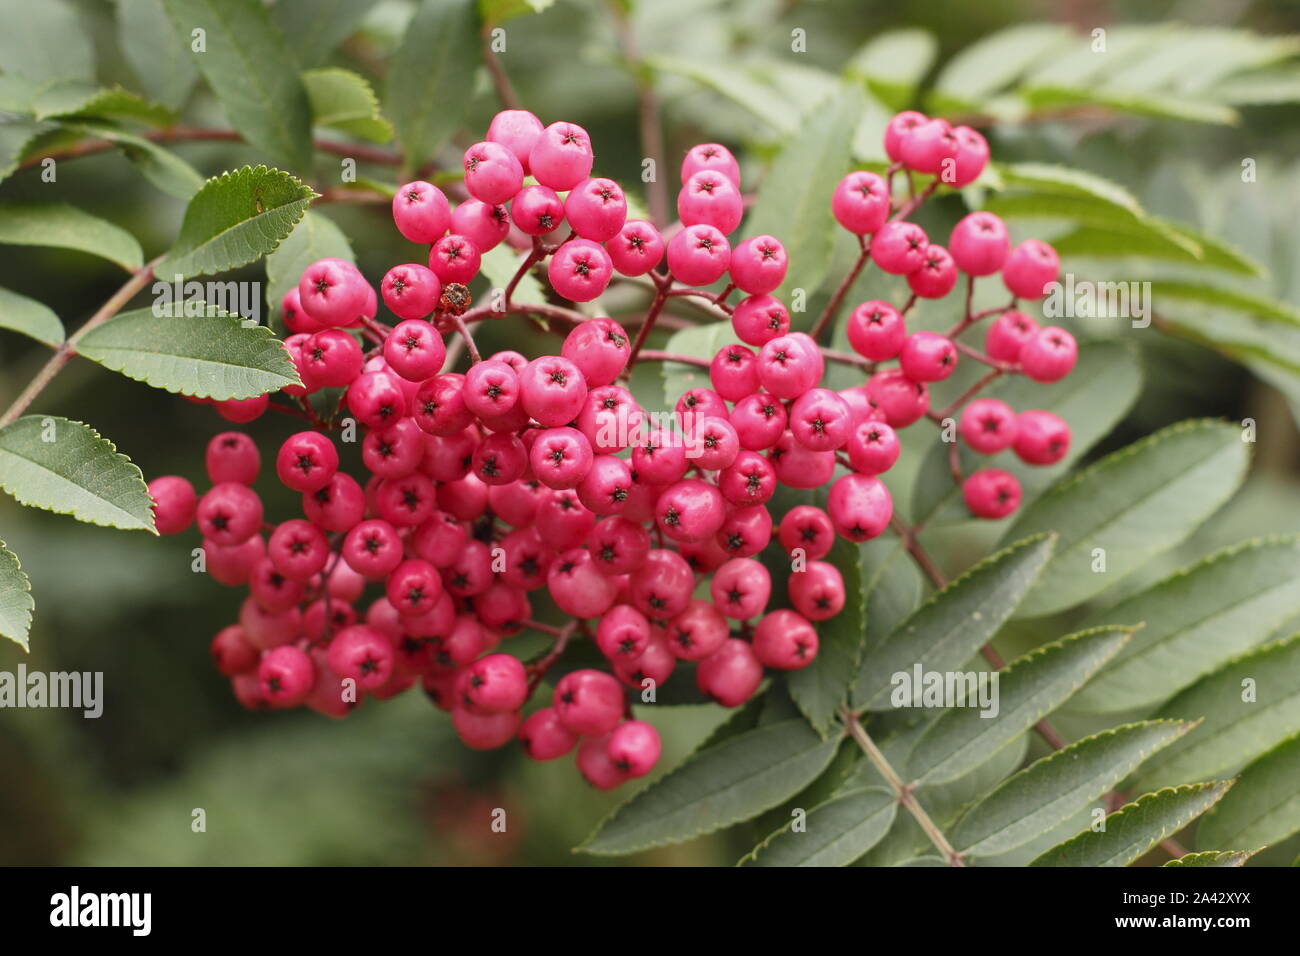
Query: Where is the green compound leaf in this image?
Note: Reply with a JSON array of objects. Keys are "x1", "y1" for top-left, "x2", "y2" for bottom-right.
[
  {"x1": 1072, "y1": 536, "x2": 1300, "y2": 714},
  {"x1": 953, "y1": 720, "x2": 1194, "y2": 858},
  {"x1": 577, "y1": 718, "x2": 840, "y2": 856},
  {"x1": 1132, "y1": 635, "x2": 1300, "y2": 793},
  {"x1": 161, "y1": 0, "x2": 313, "y2": 171},
  {"x1": 386, "y1": 0, "x2": 480, "y2": 169},
  {"x1": 786, "y1": 536, "x2": 866, "y2": 735},
  {"x1": 0, "y1": 416, "x2": 155, "y2": 533},
  {"x1": 1197, "y1": 732, "x2": 1300, "y2": 851},
  {"x1": 157, "y1": 165, "x2": 318, "y2": 279},
  {"x1": 1029, "y1": 782, "x2": 1234, "y2": 867},
  {"x1": 0, "y1": 540, "x2": 34, "y2": 651},
  {"x1": 0, "y1": 286, "x2": 64, "y2": 346},
  {"x1": 0, "y1": 202, "x2": 143, "y2": 272},
  {"x1": 302, "y1": 68, "x2": 393, "y2": 143},
  {"x1": 908, "y1": 626, "x2": 1133, "y2": 786},
  {"x1": 78, "y1": 304, "x2": 300, "y2": 400},
  {"x1": 741, "y1": 787, "x2": 896, "y2": 867},
  {"x1": 853, "y1": 533, "x2": 1055, "y2": 710},
  {"x1": 1004, "y1": 419, "x2": 1250, "y2": 618}
]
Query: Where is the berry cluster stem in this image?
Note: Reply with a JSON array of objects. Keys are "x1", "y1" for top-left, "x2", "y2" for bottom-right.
[
  {"x1": 625, "y1": 276, "x2": 672, "y2": 370},
  {"x1": 810, "y1": 234, "x2": 870, "y2": 343}
]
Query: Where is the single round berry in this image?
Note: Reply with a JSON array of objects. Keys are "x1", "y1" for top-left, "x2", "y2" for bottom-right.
[
  {"x1": 757, "y1": 333, "x2": 824, "y2": 399},
  {"x1": 548, "y1": 238, "x2": 613, "y2": 302},
  {"x1": 729, "y1": 234, "x2": 788, "y2": 295},
  {"x1": 883, "y1": 110, "x2": 928, "y2": 163},
  {"x1": 1002, "y1": 239, "x2": 1060, "y2": 300},
  {"x1": 985, "y1": 310, "x2": 1040, "y2": 364},
  {"x1": 276, "y1": 431, "x2": 339, "y2": 493},
  {"x1": 678, "y1": 169, "x2": 744, "y2": 234},
  {"x1": 846, "y1": 419, "x2": 900, "y2": 475},
  {"x1": 298, "y1": 257, "x2": 368, "y2": 328},
  {"x1": 565, "y1": 177, "x2": 628, "y2": 242},
  {"x1": 949, "y1": 212, "x2": 1010, "y2": 276},
  {"x1": 827, "y1": 473, "x2": 893, "y2": 542},
  {"x1": 383, "y1": 319, "x2": 446, "y2": 382},
  {"x1": 518, "y1": 706, "x2": 578, "y2": 761},
  {"x1": 451, "y1": 199, "x2": 510, "y2": 252},
  {"x1": 667, "y1": 224, "x2": 731, "y2": 286},
  {"x1": 948, "y1": 125, "x2": 990, "y2": 187},
  {"x1": 211, "y1": 625, "x2": 259, "y2": 677},
  {"x1": 696, "y1": 638, "x2": 763, "y2": 707},
  {"x1": 259, "y1": 645, "x2": 315, "y2": 708},
  {"x1": 731, "y1": 294, "x2": 790, "y2": 347},
  {"x1": 529, "y1": 121, "x2": 594, "y2": 191},
  {"x1": 777, "y1": 505, "x2": 835, "y2": 560},
  {"x1": 871, "y1": 221, "x2": 929, "y2": 275},
  {"x1": 267, "y1": 518, "x2": 330, "y2": 581},
  {"x1": 380, "y1": 263, "x2": 440, "y2": 321},
  {"x1": 607, "y1": 720, "x2": 662, "y2": 777},
  {"x1": 213, "y1": 394, "x2": 269, "y2": 424},
  {"x1": 462, "y1": 140, "x2": 524, "y2": 205},
  {"x1": 392, "y1": 181, "x2": 451, "y2": 243},
  {"x1": 899, "y1": 117, "x2": 958, "y2": 175},
  {"x1": 553, "y1": 669, "x2": 625, "y2": 737},
  {"x1": 907, "y1": 243, "x2": 958, "y2": 299},
  {"x1": 963, "y1": 468, "x2": 1022, "y2": 519},
  {"x1": 899, "y1": 331, "x2": 958, "y2": 383},
  {"x1": 866, "y1": 369, "x2": 930, "y2": 428},
  {"x1": 960, "y1": 398, "x2": 1019, "y2": 454},
  {"x1": 730, "y1": 391, "x2": 788, "y2": 450},
  {"x1": 666, "y1": 599, "x2": 730, "y2": 661},
  {"x1": 341, "y1": 518, "x2": 404, "y2": 579},
  {"x1": 486, "y1": 108, "x2": 544, "y2": 172},
  {"x1": 681, "y1": 142, "x2": 740, "y2": 187},
  {"x1": 510, "y1": 184, "x2": 565, "y2": 236},
  {"x1": 1020, "y1": 327, "x2": 1078, "y2": 383},
  {"x1": 788, "y1": 560, "x2": 846, "y2": 621},
  {"x1": 789, "y1": 387, "x2": 853, "y2": 452},
  {"x1": 148, "y1": 475, "x2": 196, "y2": 535},
  {"x1": 753, "y1": 609, "x2": 819, "y2": 670},
  {"x1": 1014, "y1": 409, "x2": 1071, "y2": 465},
  {"x1": 548, "y1": 548, "x2": 620, "y2": 618},
  {"x1": 197, "y1": 482, "x2": 263, "y2": 546},
  {"x1": 301, "y1": 329, "x2": 363, "y2": 389},
  {"x1": 607, "y1": 219, "x2": 665, "y2": 276},
  {"x1": 562, "y1": 318, "x2": 629, "y2": 387},
  {"x1": 462, "y1": 653, "x2": 528, "y2": 713},
  {"x1": 709, "y1": 556, "x2": 771, "y2": 620},
  {"x1": 429, "y1": 234, "x2": 482, "y2": 285},
  {"x1": 846, "y1": 300, "x2": 905, "y2": 361},
  {"x1": 206, "y1": 432, "x2": 260, "y2": 485},
  {"x1": 327, "y1": 624, "x2": 395, "y2": 692},
  {"x1": 832, "y1": 170, "x2": 889, "y2": 235}
]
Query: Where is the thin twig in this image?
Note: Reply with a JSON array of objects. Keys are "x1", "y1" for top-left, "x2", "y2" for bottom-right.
[
  {"x1": 611, "y1": 2, "x2": 667, "y2": 228},
  {"x1": 810, "y1": 235, "x2": 870, "y2": 343},
  {"x1": 482, "y1": 28, "x2": 520, "y2": 109}
]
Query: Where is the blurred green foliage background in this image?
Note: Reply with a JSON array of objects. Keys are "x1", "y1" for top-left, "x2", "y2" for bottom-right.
[{"x1": 3, "y1": 0, "x2": 1300, "y2": 865}]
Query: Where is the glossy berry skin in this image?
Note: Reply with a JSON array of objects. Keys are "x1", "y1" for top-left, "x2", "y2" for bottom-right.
[
  {"x1": 758, "y1": 333, "x2": 823, "y2": 400},
  {"x1": 753, "y1": 610, "x2": 819, "y2": 670},
  {"x1": 656, "y1": 478, "x2": 726, "y2": 543},
  {"x1": 518, "y1": 706, "x2": 578, "y2": 761},
  {"x1": 718, "y1": 450, "x2": 776, "y2": 506},
  {"x1": 588, "y1": 517, "x2": 650, "y2": 576},
  {"x1": 1014, "y1": 410, "x2": 1071, "y2": 465},
  {"x1": 341, "y1": 519, "x2": 404, "y2": 579},
  {"x1": 548, "y1": 548, "x2": 620, "y2": 618},
  {"x1": 462, "y1": 653, "x2": 527, "y2": 713},
  {"x1": 681, "y1": 142, "x2": 740, "y2": 187},
  {"x1": 769, "y1": 432, "x2": 836, "y2": 490},
  {"x1": 486, "y1": 108, "x2": 544, "y2": 172},
  {"x1": 789, "y1": 560, "x2": 846, "y2": 621},
  {"x1": 276, "y1": 431, "x2": 339, "y2": 493},
  {"x1": 565, "y1": 177, "x2": 628, "y2": 242},
  {"x1": 676, "y1": 386, "x2": 729, "y2": 426},
  {"x1": 347, "y1": 370, "x2": 408, "y2": 429},
  {"x1": 281, "y1": 287, "x2": 322, "y2": 334},
  {"x1": 392, "y1": 181, "x2": 451, "y2": 244},
  {"x1": 213, "y1": 394, "x2": 269, "y2": 424},
  {"x1": 866, "y1": 369, "x2": 930, "y2": 428},
  {"x1": 948, "y1": 126, "x2": 990, "y2": 187},
  {"x1": 462, "y1": 359, "x2": 519, "y2": 419},
  {"x1": 907, "y1": 244, "x2": 958, "y2": 299},
  {"x1": 576, "y1": 735, "x2": 630, "y2": 790},
  {"x1": 832, "y1": 170, "x2": 889, "y2": 235},
  {"x1": 628, "y1": 548, "x2": 695, "y2": 619},
  {"x1": 303, "y1": 472, "x2": 366, "y2": 533},
  {"x1": 709, "y1": 557, "x2": 771, "y2": 620},
  {"x1": 520, "y1": 356, "x2": 588, "y2": 427},
  {"x1": 985, "y1": 310, "x2": 1040, "y2": 364},
  {"x1": 473, "y1": 432, "x2": 527, "y2": 486},
  {"x1": 696, "y1": 638, "x2": 763, "y2": 707},
  {"x1": 197, "y1": 482, "x2": 263, "y2": 546},
  {"x1": 666, "y1": 224, "x2": 731, "y2": 286},
  {"x1": 301, "y1": 329, "x2": 363, "y2": 389},
  {"x1": 577, "y1": 454, "x2": 633, "y2": 514},
  {"x1": 267, "y1": 519, "x2": 330, "y2": 580},
  {"x1": 383, "y1": 320, "x2": 446, "y2": 382},
  {"x1": 211, "y1": 625, "x2": 259, "y2": 677},
  {"x1": 327, "y1": 624, "x2": 395, "y2": 691},
  {"x1": 510, "y1": 184, "x2": 565, "y2": 236},
  {"x1": 298, "y1": 258, "x2": 368, "y2": 328},
  {"x1": 963, "y1": 468, "x2": 1022, "y2": 519},
  {"x1": 596, "y1": 604, "x2": 652, "y2": 661},
  {"x1": 730, "y1": 392, "x2": 788, "y2": 450},
  {"x1": 462, "y1": 140, "x2": 524, "y2": 205},
  {"x1": 531, "y1": 121, "x2": 595, "y2": 189},
  {"x1": 148, "y1": 476, "x2": 196, "y2": 534},
  {"x1": 451, "y1": 199, "x2": 510, "y2": 252},
  {"x1": 553, "y1": 669, "x2": 625, "y2": 737},
  {"x1": 607, "y1": 219, "x2": 665, "y2": 276},
  {"x1": 380, "y1": 264, "x2": 441, "y2": 321},
  {"x1": 899, "y1": 117, "x2": 958, "y2": 175},
  {"x1": 562, "y1": 318, "x2": 629, "y2": 387},
  {"x1": 428, "y1": 234, "x2": 481, "y2": 285},
  {"x1": 678, "y1": 169, "x2": 744, "y2": 234},
  {"x1": 384, "y1": 558, "x2": 444, "y2": 617},
  {"x1": 259, "y1": 645, "x2": 315, "y2": 708},
  {"x1": 846, "y1": 300, "x2": 905, "y2": 361},
  {"x1": 632, "y1": 428, "x2": 686, "y2": 485},
  {"x1": 949, "y1": 212, "x2": 1010, "y2": 276},
  {"x1": 790, "y1": 388, "x2": 853, "y2": 452},
  {"x1": 827, "y1": 473, "x2": 893, "y2": 542},
  {"x1": 667, "y1": 599, "x2": 730, "y2": 661},
  {"x1": 846, "y1": 419, "x2": 900, "y2": 475},
  {"x1": 883, "y1": 110, "x2": 928, "y2": 163},
  {"x1": 717, "y1": 506, "x2": 773, "y2": 559},
  {"x1": 536, "y1": 490, "x2": 597, "y2": 551},
  {"x1": 709, "y1": 344, "x2": 759, "y2": 402},
  {"x1": 690, "y1": 416, "x2": 739, "y2": 471},
  {"x1": 871, "y1": 221, "x2": 929, "y2": 275},
  {"x1": 548, "y1": 238, "x2": 613, "y2": 302},
  {"x1": 729, "y1": 235, "x2": 787, "y2": 295},
  {"x1": 960, "y1": 398, "x2": 1019, "y2": 454},
  {"x1": 731, "y1": 294, "x2": 790, "y2": 347},
  {"x1": 899, "y1": 331, "x2": 958, "y2": 383},
  {"x1": 206, "y1": 432, "x2": 260, "y2": 485},
  {"x1": 1020, "y1": 327, "x2": 1078, "y2": 383},
  {"x1": 1002, "y1": 240, "x2": 1060, "y2": 299},
  {"x1": 453, "y1": 706, "x2": 521, "y2": 751},
  {"x1": 777, "y1": 505, "x2": 835, "y2": 560},
  {"x1": 608, "y1": 720, "x2": 661, "y2": 777}
]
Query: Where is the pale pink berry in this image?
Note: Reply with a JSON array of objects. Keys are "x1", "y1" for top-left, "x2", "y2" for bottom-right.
[
  {"x1": 963, "y1": 468, "x2": 1022, "y2": 519},
  {"x1": 960, "y1": 398, "x2": 1018, "y2": 454}
]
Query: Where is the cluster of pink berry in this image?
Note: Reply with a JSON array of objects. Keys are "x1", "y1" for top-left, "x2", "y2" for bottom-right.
[{"x1": 144, "y1": 106, "x2": 1074, "y2": 791}]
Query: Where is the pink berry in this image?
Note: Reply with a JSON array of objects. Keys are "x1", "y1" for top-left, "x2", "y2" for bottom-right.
[
  {"x1": 298, "y1": 258, "x2": 368, "y2": 328},
  {"x1": 696, "y1": 638, "x2": 763, "y2": 707},
  {"x1": 681, "y1": 143, "x2": 740, "y2": 187},
  {"x1": 301, "y1": 329, "x2": 363, "y2": 389},
  {"x1": 487, "y1": 108, "x2": 544, "y2": 172},
  {"x1": 709, "y1": 556, "x2": 771, "y2": 620},
  {"x1": 392, "y1": 181, "x2": 451, "y2": 243},
  {"x1": 606, "y1": 219, "x2": 665, "y2": 276},
  {"x1": 553, "y1": 668, "x2": 625, "y2": 736},
  {"x1": 565, "y1": 177, "x2": 628, "y2": 242},
  {"x1": 548, "y1": 238, "x2": 613, "y2": 302},
  {"x1": 259, "y1": 645, "x2": 315, "y2": 708},
  {"x1": 348, "y1": 368, "x2": 410, "y2": 428},
  {"x1": 752, "y1": 609, "x2": 819, "y2": 670},
  {"x1": 832, "y1": 171, "x2": 889, "y2": 235},
  {"x1": 576, "y1": 734, "x2": 630, "y2": 790},
  {"x1": 866, "y1": 369, "x2": 930, "y2": 427},
  {"x1": 205, "y1": 536, "x2": 265, "y2": 587},
  {"x1": 768, "y1": 432, "x2": 836, "y2": 490},
  {"x1": 380, "y1": 263, "x2": 440, "y2": 321},
  {"x1": 383, "y1": 319, "x2": 446, "y2": 381},
  {"x1": 899, "y1": 331, "x2": 958, "y2": 383},
  {"x1": 846, "y1": 419, "x2": 900, "y2": 475},
  {"x1": 960, "y1": 398, "x2": 1018, "y2": 454},
  {"x1": 549, "y1": 548, "x2": 621, "y2": 618},
  {"x1": 667, "y1": 224, "x2": 731, "y2": 286},
  {"x1": 520, "y1": 355, "x2": 588, "y2": 427},
  {"x1": 666, "y1": 599, "x2": 730, "y2": 661},
  {"x1": 213, "y1": 394, "x2": 269, "y2": 424},
  {"x1": 758, "y1": 333, "x2": 823, "y2": 399},
  {"x1": 655, "y1": 478, "x2": 726, "y2": 543},
  {"x1": 985, "y1": 310, "x2": 1040, "y2": 364},
  {"x1": 608, "y1": 720, "x2": 662, "y2": 777},
  {"x1": 731, "y1": 294, "x2": 790, "y2": 346},
  {"x1": 883, "y1": 111, "x2": 928, "y2": 163},
  {"x1": 827, "y1": 473, "x2": 893, "y2": 542},
  {"x1": 529, "y1": 121, "x2": 594, "y2": 191},
  {"x1": 275, "y1": 431, "x2": 338, "y2": 493},
  {"x1": 341, "y1": 518, "x2": 404, "y2": 578},
  {"x1": 463, "y1": 140, "x2": 524, "y2": 205},
  {"x1": 267, "y1": 518, "x2": 330, "y2": 580},
  {"x1": 451, "y1": 199, "x2": 509, "y2": 252},
  {"x1": 1002, "y1": 240, "x2": 1059, "y2": 299},
  {"x1": 628, "y1": 548, "x2": 695, "y2": 619},
  {"x1": 211, "y1": 625, "x2": 258, "y2": 677},
  {"x1": 462, "y1": 653, "x2": 527, "y2": 713},
  {"x1": 519, "y1": 706, "x2": 578, "y2": 760},
  {"x1": 148, "y1": 475, "x2": 196, "y2": 534},
  {"x1": 280, "y1": 286, "x2": 322, "y2": 335},
  {"x1": 949, "y1": 212, "x2": 1010, "y2": 276},
  {"x1": 472, "y1": 432, "x2": 528, "y2": 485},
  {"x1": 1020, "y1": 327, "x2": 1077, "y2": 382},
  {"x1": 710, "y1": 344, "x2": 760, "y2": 401},
  {"x1": 948, "y1": 126, "x2": 989, "y2": 187},
  {"x1": 871, "y1": 221, "x2": 929, "y2": 275},
  {"x1": 729, "y1": 235, "x2": 787, "y2": 294},
  {"x1": 899, "y1": 117, "x2": 958, "y2": 175},
  {"x1": 718, "y1": 449, "x2": 776, "y2": 505},
  {"x1": 907, "y1": 243, "x2": 958, "y2": 299},
  {"x1": 453, "y1": 706, "x2": 522, "y2": 750},
  {"x1": 789, "y1": 387, "x2": 852, "y2": 451},
  {"x1": 678, "y1": 169, "x2": 743, "y2": 234},
  {"x1": 846, "y1": 300, "x2": 905, "y2": 361},
  {"x1": 1014, "y1": 410, "x2": 1071, "y2": 465},
  {"x1": 730, "y1": 391, "x2": 788, "y2": 450},
  {"x1": 963, "y1": 468, "x2": 1022, "y2": 519},
  {"x1": 562, "y1": 318, "x2": 629, "y2": 387},
  {"x1": 789, "y1": 560, "x2": 846, "y2": 621},
  {"x1": 428, "y1": 234, "x2": 481, "y2": 285},
  {"x1": 577, "y1": 454, "x2": 633, "y2": 514},
  {"x1": 510, "y1": 184, "x2": 565, "y2": 236},
  {"x1": 777, "y1": 505, "x2": 835, "y2": 559},
  {"x1": 596, "y1": 603, "x2": 652, "y2": 661},
  {"x1": 327, "y1": 624, "x2": 394, "y2": 691},
  {"x1": 206, "y1": 432, "x2": 260, "y2": 485}
]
